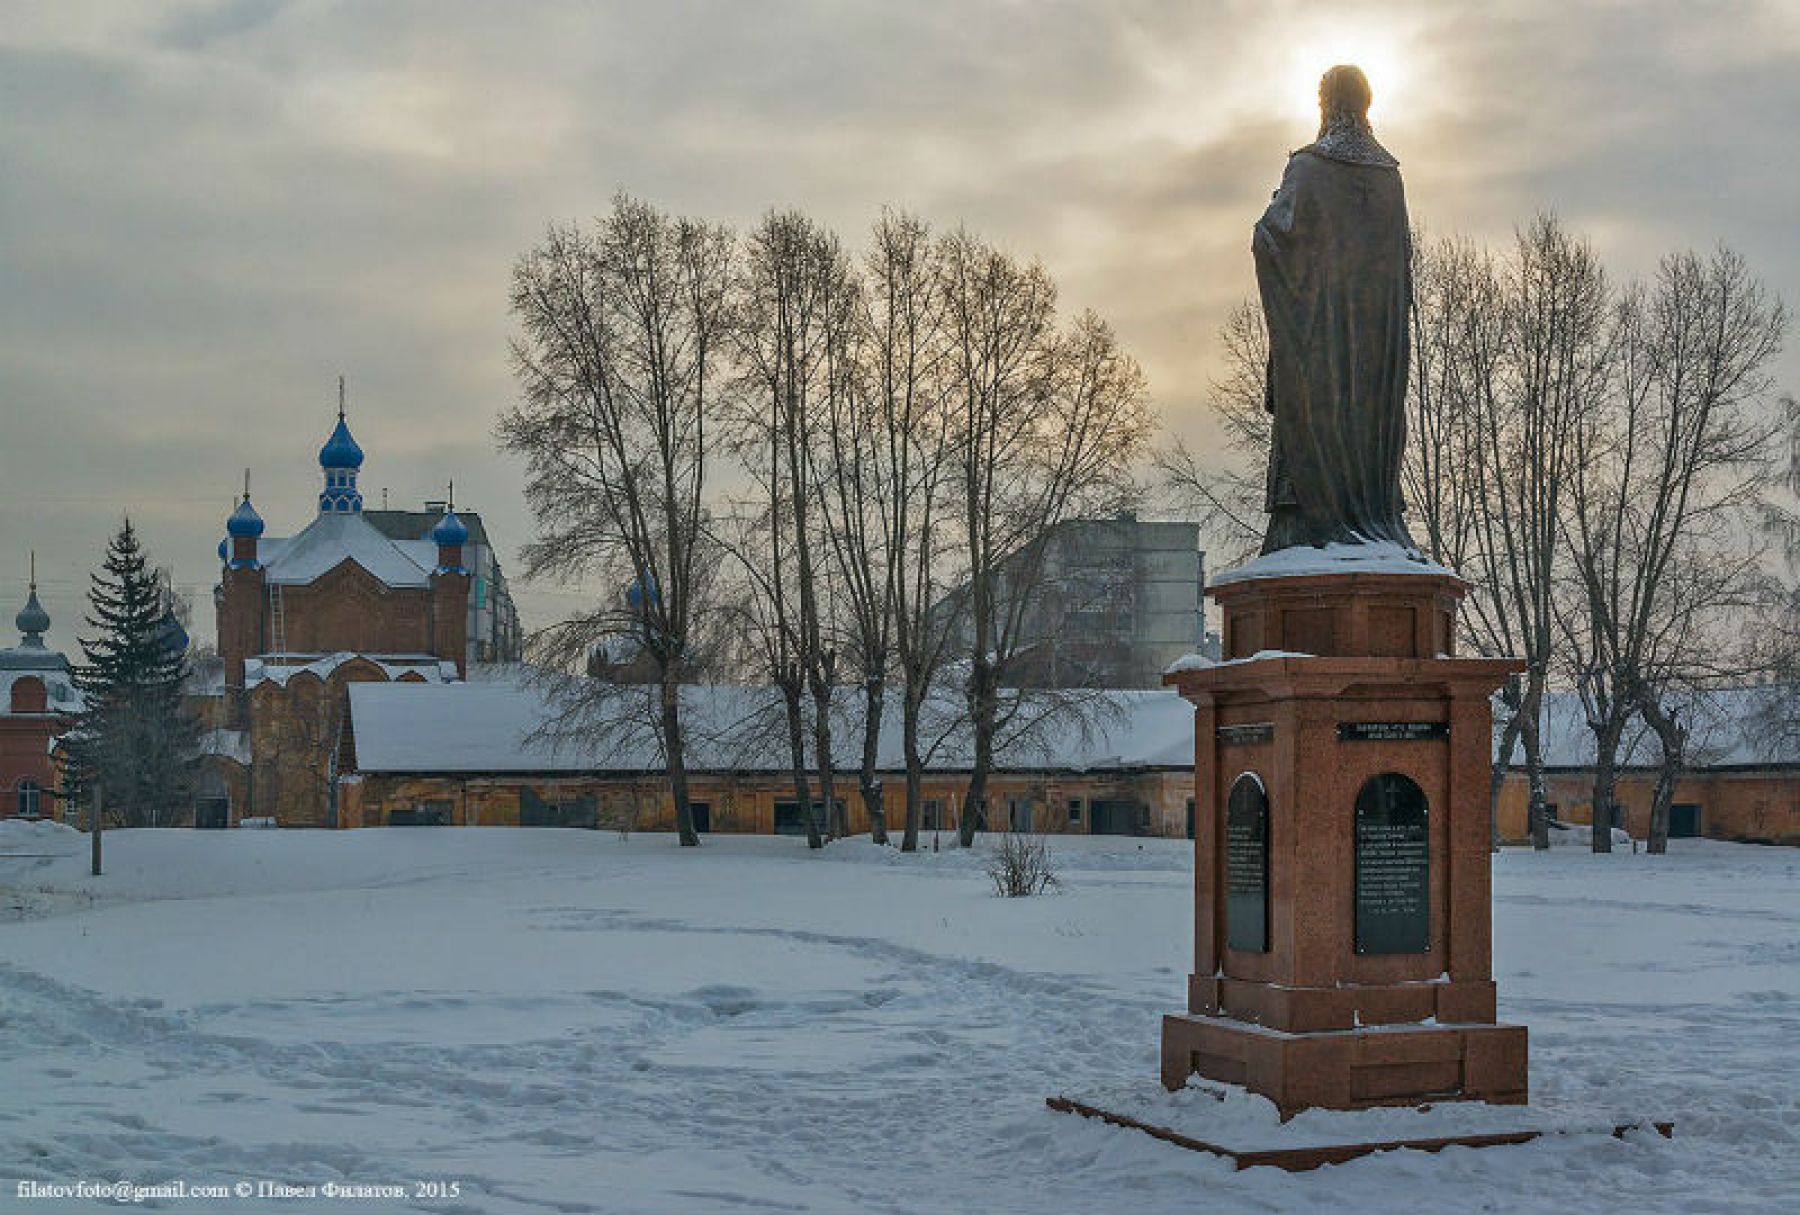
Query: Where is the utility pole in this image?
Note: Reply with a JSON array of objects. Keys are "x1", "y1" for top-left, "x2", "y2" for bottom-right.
[{"x1": 90, "y1": 784, "x2": 103, "y2": 876}]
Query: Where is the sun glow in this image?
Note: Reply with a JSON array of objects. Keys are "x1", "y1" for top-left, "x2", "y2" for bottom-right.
[{"x1": 1282, "y1": 26, "x2": 1412, "y2": 132}]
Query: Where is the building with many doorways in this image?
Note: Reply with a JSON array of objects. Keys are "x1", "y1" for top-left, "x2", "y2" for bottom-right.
[
  {"x1": 207, "y1": 401, "x2": 477, "y2": 826},
  {"x1": 0, "y1": 570, "x2": 78, "y2": 820}
]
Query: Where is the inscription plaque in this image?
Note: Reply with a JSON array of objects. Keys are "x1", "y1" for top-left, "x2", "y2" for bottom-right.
[
  {"x1": 1218, "y1": 723, "x2": 1274, "y2": 746},
  {"x1": 1225, "y1": 773, "x2": 1269, "y2": 953},
  {"x1": 1338, "y1": 721, "x2": 1448, "y2": 742},
  {"x1": 1354, "y1": 773, "x2": 1429, "y2": 954}
]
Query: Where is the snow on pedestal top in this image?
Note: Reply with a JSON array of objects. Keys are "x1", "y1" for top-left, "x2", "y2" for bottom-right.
[{"x1": 1209, "y1": 540, "x2": 1456, "y2": 587}]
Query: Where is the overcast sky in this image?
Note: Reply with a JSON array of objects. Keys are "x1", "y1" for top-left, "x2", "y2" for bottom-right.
[{"x1": 4, "y1": 0, "x2": 1798, "y2": 648}]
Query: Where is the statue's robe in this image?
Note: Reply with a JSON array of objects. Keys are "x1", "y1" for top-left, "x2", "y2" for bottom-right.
[{"x1": 1254, "y1": 136, "x2": 1416, "y2": 554}]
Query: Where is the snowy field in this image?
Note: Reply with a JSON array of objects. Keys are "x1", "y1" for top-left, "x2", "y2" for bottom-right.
[{"x1": 1, "y1": 823, "x2": 1795, "y2": 1214}]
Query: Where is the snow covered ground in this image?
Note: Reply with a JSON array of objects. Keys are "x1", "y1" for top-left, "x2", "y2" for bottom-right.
[{"x1": 1, "y1": 822, "x2": 1794, "y2": 1213}]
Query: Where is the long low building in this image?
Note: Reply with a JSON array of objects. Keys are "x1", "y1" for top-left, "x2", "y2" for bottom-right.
[
  {"x1": 1495, "y1": 685, "x2": 1800, "y2": 844},
  {"x1": 338, "y1": 676, "x2": 1200, "y2": 837}
]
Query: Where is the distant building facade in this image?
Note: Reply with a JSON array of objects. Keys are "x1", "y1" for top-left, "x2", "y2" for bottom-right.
[
  {"x1": 1496, "y1": 685, "x2": 1800, "y2": 846},
  {"x1": 0, "y1": 576, "x2": 77, "y2": 819},
  {"x1": 335, "y1": 679, "x2": 1200, "y2": 838},
  {"x1": 937, "y1": 514, "x2": 1208, "y2": 689}
]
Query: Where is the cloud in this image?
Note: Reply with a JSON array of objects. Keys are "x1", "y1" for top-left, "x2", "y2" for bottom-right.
[{"x1": 1, "y1": 0, "x2": 1796, "y2": 642}]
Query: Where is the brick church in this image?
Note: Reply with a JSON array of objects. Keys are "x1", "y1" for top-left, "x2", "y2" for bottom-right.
[{"x1": 207, "y1": 403, "x2": 479, "y2": 826}]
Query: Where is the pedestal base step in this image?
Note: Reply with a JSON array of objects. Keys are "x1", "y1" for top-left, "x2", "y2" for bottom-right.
[
  {"x1": 1046, "y1": 1088, "x2": 1672, "y2": 1173},
  {"x1": 1164, "y1": 1011, "x2": 1528, "y2": 1114}
]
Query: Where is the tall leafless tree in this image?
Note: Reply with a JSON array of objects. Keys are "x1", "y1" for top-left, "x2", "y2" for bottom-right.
[
  {"x1": 938, "y1": 230, "x2": 1151, "y2": 846},
  {"x1": 1458, "y1": 217, "x2": 1611, "y2": 849},
  {"x1": 860, "y1": 213, "x2": 959, "y2": 852},
  {"x1": 500, "y1": 195, "x2": 734, "y2": 848},
  {"x1": 1560, "y1": 248, "x2": 1784, "y2": 851},
  {"x1": 720, "y1": 210, "x2": 860, "y2": 848},
  {"x1": 1152, "y1": 301, "x2": 1268, "y2": 567}
]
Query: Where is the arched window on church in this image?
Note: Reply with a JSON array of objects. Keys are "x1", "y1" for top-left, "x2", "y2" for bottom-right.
[
  {"x1": 17, "y1": 779, "x2": 41, "y2": 818},
  {"x1": 10, "y1": 675, "x2": 46, "y2": 713}
]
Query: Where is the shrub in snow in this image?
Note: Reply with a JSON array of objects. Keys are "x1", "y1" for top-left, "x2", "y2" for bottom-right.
[{"x1": 986, "y1": 832, "x2": 1060, "y2": 897}]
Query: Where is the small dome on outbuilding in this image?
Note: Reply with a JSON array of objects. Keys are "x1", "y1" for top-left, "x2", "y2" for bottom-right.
[
  {"x1": 432, "y1": 508, "x2": 469, "y2": 548},
  {"x1": 226, "y1": 497, "x2": 265, "y2": 538},
  {"x1": 15, "y1": 588, "x2": 50, "y2": 644}
]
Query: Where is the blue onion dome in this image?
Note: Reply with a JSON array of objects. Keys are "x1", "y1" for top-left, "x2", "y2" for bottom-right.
[
  {"x1": 432, "y1": 508, "x2": 468, "y2": 547},
  {"x1": 15, "y1": 588, "x2": 50, "y2": 642},
  {"x1": 226, "y1": 497, "x2": 265, "y2": 538},
  {"x1": 154, "y1": 610, "x2": 189, "y2": 656},
  {"x1": 318, "y1": 416, "x2": 364, "y2": 470},
  {"x1": 218, "y1": 537, "x2": 229, "y2": 562}
]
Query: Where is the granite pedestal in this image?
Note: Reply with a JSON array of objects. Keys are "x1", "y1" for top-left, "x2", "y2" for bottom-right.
[{"x1": 1162, "y1": 566, "x2": 1527, "y2": 1116}]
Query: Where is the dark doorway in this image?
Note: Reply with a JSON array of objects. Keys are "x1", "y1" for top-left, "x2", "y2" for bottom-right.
[
  {"x1": 1088, "y1": 799, "x2": 1143, "y2": 836},
  {"x1": 520, "y1": 790, "x2": 596, "y2": 829},
  {"x1": 195, "y1": 797, "x2": 229, "y2": 830},
  {"x1": 1669, "y1": 803, "x2": 1702, "y2": 839},
  {"x1": 390, "y1": 802, "x2": 451, "y2": 827},
  {"x1": 1186, "y1": 798, "x2": 1196, "y2": 840},
  {"x1": 690, "y1": 801, "x2": 712, "y2": 833},
  {"x1": 774, "y1": 800, "x2": 831, "y2": 836}
]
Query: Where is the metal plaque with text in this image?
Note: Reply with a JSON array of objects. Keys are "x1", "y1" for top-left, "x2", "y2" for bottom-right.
[
  {"x1": 1337, "y1": 721, "x2": 1448, "y2": 743},
  {"x1": 1354, "y1": 773, "x2": 1430, "y2": 955},
  {"x1": 1225, "y1": 774, "x2": 1269, "y2": 953}
]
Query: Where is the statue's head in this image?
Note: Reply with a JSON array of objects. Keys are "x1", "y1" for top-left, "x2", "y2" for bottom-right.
[{"x1": 1318, "y1": 64, "x2": 1373, "y2": 132}]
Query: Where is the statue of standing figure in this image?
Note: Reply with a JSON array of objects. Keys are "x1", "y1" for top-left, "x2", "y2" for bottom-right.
[{"x1": 1256, "y1": 64, "x2": 1418, "y2": 555}]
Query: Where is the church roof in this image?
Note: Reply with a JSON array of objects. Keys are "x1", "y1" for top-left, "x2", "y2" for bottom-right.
[{"x1": 260, "y1": 512, "x2": 439, "y2": 588}]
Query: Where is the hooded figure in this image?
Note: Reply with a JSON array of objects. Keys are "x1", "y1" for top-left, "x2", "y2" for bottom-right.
[{"x1": 1255, "y1": 64, "x2": 1417, "y2": 554}]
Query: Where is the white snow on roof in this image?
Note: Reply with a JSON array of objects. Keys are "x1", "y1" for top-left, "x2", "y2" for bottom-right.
[
  {"x1": 1210, "y1": 540, "x2": 1456, "y2": 587},
  {"x1": 348, "y1": 675, "x2": 1197, "y2": 775},
  {"x1": 0, "y1": 666, "x2": 80, "y2": 714},
  {"x1": 246, "y1": 652, "x2": 459, "y2": 689},
  {"x1": 196, "y1": 728, "x2": 251, "y2": 766},
  {"x1": 1525, "y1": 685, "x2": 1800, "y2": 770},
  {"x1": 262, "y1": 513, "x2": 433, "y2": 588}
]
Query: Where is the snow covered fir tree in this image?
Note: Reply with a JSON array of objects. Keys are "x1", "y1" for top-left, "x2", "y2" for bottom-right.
[{"x1": 64, "y1": 520, "x2": 201, "y2": 829}]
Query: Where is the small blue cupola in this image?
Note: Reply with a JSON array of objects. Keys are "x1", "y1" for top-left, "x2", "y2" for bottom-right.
[
  {"x1": 318, "y1": 376, "x2": 365, "y2": 514},
  {"x1": 15, "y1": 564, "x2": 50, "y2": 648},
  {"x1": 226, "y1": 478, "x2": 264, "y2": 569},
  {"x1": 431, "y1": 508, "x2": 469, "y2": 548},
  {"x1": 432, "y1": 493, "x2": 468, "y2": 575},
  {"x1": 227, "y1": 497, "x2": 265, "y2": 538}
]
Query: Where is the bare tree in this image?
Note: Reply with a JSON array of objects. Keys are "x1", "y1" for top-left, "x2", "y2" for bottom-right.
[
  {"x1": 1152, "y1": 301, "x2": 1269, "y2": 566},
  {"x1": 1562, "y1": 248, "x2": 1784, "y2": 852},
  {"x1": 854, "y1": 212, "x2": 960, "y2": 853},
  {"x1": 938, "y1": 230, "x2": 1152, "y2": 847},
  {"x1": 500, "y1": 195, "x2": 735, "y2": 848},
  {"x1": 1455, "y1": 217, "x2": 1612, "y2": 849},
  {"x1": 719, "y1": 211, "x2": 860, "y2": 847}
]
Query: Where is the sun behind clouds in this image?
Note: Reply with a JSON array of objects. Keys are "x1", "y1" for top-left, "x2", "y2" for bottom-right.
[{"x1": 1281, "y1": 23, "x2": 1412, "y2": 131}]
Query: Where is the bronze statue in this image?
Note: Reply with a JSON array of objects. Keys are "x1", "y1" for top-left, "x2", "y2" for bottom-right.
[{"x1": 1256, "y1": 64, "x2": 1417, "y2": 554}]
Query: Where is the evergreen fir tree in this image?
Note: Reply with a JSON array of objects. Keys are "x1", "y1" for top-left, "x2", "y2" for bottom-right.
[{"x1": 68, "y1": 519, "x2": 201, "y2": 827}]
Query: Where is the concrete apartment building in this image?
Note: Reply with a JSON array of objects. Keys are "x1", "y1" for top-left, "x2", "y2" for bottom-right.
[{"x1": 939, "y1": 514, "x2": 1210, "y2": 689}]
